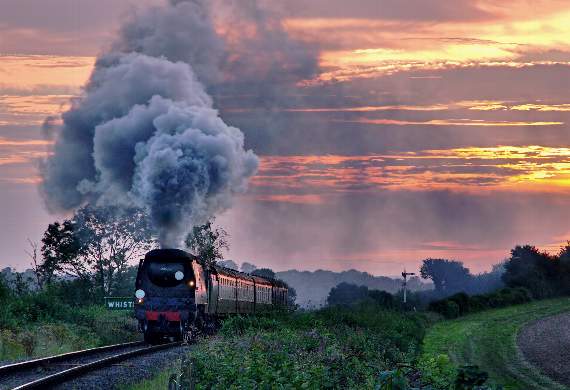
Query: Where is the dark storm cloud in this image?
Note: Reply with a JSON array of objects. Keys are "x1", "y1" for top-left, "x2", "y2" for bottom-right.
[{"x1": 40, "y1": 1, "x2": 263, "y2": 246}]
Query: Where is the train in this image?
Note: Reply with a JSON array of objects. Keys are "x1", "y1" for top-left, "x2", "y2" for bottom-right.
[{"x1": 134, "y1": 249, "x2": 288, "y2": 343}]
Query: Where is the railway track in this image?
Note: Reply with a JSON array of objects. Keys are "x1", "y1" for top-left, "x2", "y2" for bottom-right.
[{"x1": 0, "y1": 341, "x2": 181, "y2": 389}]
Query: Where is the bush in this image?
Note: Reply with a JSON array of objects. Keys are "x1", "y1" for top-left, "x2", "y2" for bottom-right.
[
  {"x1": 369, "y1": 290, "x2": 395, "y2": 309},
  {"x1": 429, "y1": 300, "x2": 460, "y2": 319},
  {"x1": 0, "y1": 279, "x2": 139, "y2": 361},
  {"x1": 417, "y1": 354, "x2": 457, "y2": 389},
  {"x1": 183, "y1": 304, "x2": 429, "y2": 389},
  {"x1": 429, "y1": 287, "x2": 532, "y2": 319}
]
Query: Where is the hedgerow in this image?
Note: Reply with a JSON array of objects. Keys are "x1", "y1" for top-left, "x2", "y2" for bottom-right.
[{"x1": 428, "y1": 287, "x2": 532, "y2": 319}]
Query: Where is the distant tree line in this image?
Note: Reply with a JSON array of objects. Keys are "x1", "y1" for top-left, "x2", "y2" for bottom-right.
[
  {"x1": 428, "y1": 243, "x2": 570, "y2": 318},
  {"x1": 326, "y1": 242, "x2": 570, "y2": 315},
  {"x1": 326, "y1": 282, "x2": 406, "y2": 310},
  {"x1": 419, "y1": 258, "x2": 504, "y2": 299}
]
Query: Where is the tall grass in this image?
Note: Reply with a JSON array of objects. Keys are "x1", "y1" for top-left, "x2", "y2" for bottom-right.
[{"x1": 182, "y1": 305, "x2": 430, "y2": 389}]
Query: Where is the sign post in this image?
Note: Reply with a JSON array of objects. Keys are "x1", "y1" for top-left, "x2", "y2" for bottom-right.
[{"x1": 104, "y1": 297, "x2": 135, "y2": 311}]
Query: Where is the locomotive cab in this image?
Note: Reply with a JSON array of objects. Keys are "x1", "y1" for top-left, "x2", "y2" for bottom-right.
[{"x1": 134, "y1": 249, "x2": 201, "y2": 343}]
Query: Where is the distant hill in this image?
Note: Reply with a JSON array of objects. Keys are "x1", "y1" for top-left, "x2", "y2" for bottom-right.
[{"x1": 276, "y1": 269, "x2": 432, "y2": 308}]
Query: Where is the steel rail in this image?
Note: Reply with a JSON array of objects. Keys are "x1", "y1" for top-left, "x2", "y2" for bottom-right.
[
  {"x1": 10, "y1": 342, "x2": 181, "y2": 390},
  {"x1": 0, "y1": 341, "x2": 146, "y2": 377}
]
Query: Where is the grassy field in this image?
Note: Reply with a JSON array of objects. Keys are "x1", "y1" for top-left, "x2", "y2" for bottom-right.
[{"x1": 422, "y1": 298, "x2": 570, "y2": 389}]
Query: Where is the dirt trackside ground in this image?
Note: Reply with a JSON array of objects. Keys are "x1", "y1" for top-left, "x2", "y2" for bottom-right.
[{"x1": 518, "y1": 312, "x2": 570, "y2": 387}]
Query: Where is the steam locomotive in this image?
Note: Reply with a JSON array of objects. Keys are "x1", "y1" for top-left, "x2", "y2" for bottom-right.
[{"x1": 134, "y1": 249, "x2": 288, "y2": 343}]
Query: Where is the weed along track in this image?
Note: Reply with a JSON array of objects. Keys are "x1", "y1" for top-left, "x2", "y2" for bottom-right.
[{"x1": 0, "y1": 341, "x2": 180, "y2": 389}]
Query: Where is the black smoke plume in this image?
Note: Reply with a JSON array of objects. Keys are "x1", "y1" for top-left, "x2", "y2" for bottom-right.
[{"x1": 40, "y1": 0, "x2": 317, "y2": 246}]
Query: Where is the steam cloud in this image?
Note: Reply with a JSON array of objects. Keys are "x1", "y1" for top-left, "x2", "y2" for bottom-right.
[{"x1": 40, "y1": 0, "x2": 317, "y2": 246}]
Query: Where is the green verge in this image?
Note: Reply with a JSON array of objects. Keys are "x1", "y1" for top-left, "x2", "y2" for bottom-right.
[
  {"x1": 0, "y1": 306, "x2": 139, "y2": 362},
  {"x1": 421, "y1": 297, "x2": 570, "y2": 390},
  {"x1": 119, "y1": 364, "x2": 179, "y2": 390},
  {"x1": 128, "y1": 304, "x2": 431, "y2": 389}
]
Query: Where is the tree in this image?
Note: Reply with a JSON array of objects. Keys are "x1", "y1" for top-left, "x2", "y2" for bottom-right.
[
  {"x1": 41, "y1": 220, "x2": 83, "y2": 283},
  {"x1": 251, "y1": 268, "x2": 276, "y2": 279},
  {"x1": 25, "y1": 239, "x2": 43, "y2": 289},
  {"x1": 558, "y1": 242, "x2": 570, "y2": 295},
  {"x1": 502, "y1": 245, "x2": 557, "y2": 298},
  {"x1": 241, "y1": 262, "x2": 257, "y2": 274},
  {"x1": 218, "y1": 260, "x2": 239, "y2": 270},
  {"x1": 72, "y1": 205, "x2": 154, "y2": 296},
  {"x1": 40, "y1": 205, "x2": 154, "y2": 296},
  {"x1": 369, "y1": 290, "x2": 394, "y2": 308},
  {"x1": 327, "y1": 282, "x2": 369, "y2": 306},
  {"x1": 0, "y1": 273, "x2": 9, "y2": 302},
  {"x1": 185, "y1": 220, "x2": 229, "y2": 267},
  {"x1": 420, "y1": 259, "x2": 471, "y2": 295},
  {"x1": 287, "y1": 286, "x2": 297, "y2": 307}
]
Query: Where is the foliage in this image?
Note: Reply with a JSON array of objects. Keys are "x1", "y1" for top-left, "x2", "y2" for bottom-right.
[
  {"x1": 327, "y1": 282, "x2": 369, "y2": 306},
  {"x1": 377, "y1": 370, "x2": 409, "y2": 390},
  {"x1": 72, "y1": 205, "x2": 154, "y2": 296},
  {"x1": 251, "y1": 268, "x2": 276, "y2": 279},
  {"x1": 455, "y1": 366, "x2": 489, "y2": 389},
  {"x1": 0, "y1": 277, "x2": 139, "y2": 361},
  {"x1": 217, "y1": 259, "x2": 238, "y2": 270},
  {"x1": 422, "y1": 298, "x2": 570, "y2": 389},
  {"x1": 180, "y1": 304, "x2": 429, "y2": 389},
  {"x1": 369, "y1": 290, "x2": 395, "y2": 309},
  {"x1": 428, "y1": 288, "x2": 532, "y2": 319},
  {"x1": 241, "y1": 261, "x2": 257, "y2": 273},
  {"x1": 185, "y1": 220, "x2": 229, "y2": 267},
  {"x1": 420, "y1": 259, "x2": 471, "y2": 294},
  {"x1": 417, "y1": 259, "x2": 505, "y2": 302},
  {"x1": 249, "y1": 267, "x2": 297, "y2": 306},
  {"x1": 41, "y1": 220, "x2": 82, "y2": 283},
  {"x1": 287, "y1": 285, "x2": 298, "y2": 307},
  {"x1": 40, "y1": 205, "x2": 154, "y2": 296},
  {"x1": 417, "y1": 354, "x2": 457, "y2": 389},
  {"x1": 502, "y1": 245, "x2": 559, "y2": 299}
]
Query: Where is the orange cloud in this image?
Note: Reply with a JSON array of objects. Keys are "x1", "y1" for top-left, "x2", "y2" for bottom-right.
[
  {"x1": 332, "y1": 118, "x2": 563, "y2": 127},
  {"x1": 252, "y1": 146, "x2": 570, "y2": 198},
  {"x1": 0, "y1": 55, "x2": 94, "y2": 89}
]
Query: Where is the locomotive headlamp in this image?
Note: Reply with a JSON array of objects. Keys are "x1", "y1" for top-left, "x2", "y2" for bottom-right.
[
  {"x1": 188, "y1": 280, "x2": 195, "y2": 287},
  {"x1": 135, "y1": 289, "x2": 145, "y2": 299}
]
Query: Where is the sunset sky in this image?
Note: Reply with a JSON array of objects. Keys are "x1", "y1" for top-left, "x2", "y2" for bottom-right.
[{"x1": 1, "y1": 0, "x2": 570, "y2": 275}]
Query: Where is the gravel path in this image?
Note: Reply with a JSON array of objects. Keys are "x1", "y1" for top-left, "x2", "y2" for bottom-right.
[
  {"x1": 52, "y1": 345, "x2": 191, "y2": 390},
  {"x1": 517, "y1": 312, "x2": 570, "y2": 387},
  {"x1": 0, "y1": 344, "x2": 191, "y2": 390},
  {"x1": 0, "y1": 345, "x2": 145, "y2": 390}
]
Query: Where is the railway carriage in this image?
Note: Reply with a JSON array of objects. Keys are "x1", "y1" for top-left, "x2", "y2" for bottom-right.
[{"x1": 134, "y1": 249, "x2": 288, "y2": 343}]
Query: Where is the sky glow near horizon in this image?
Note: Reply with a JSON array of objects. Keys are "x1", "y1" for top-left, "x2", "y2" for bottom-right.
[{"x1": 1, "y1": 0, "x2": 570, "y2": 275}]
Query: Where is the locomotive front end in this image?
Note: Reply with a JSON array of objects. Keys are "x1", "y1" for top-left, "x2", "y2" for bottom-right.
[{"x1": 134, "y1": 249, "x2": 199, "y2": 343}]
